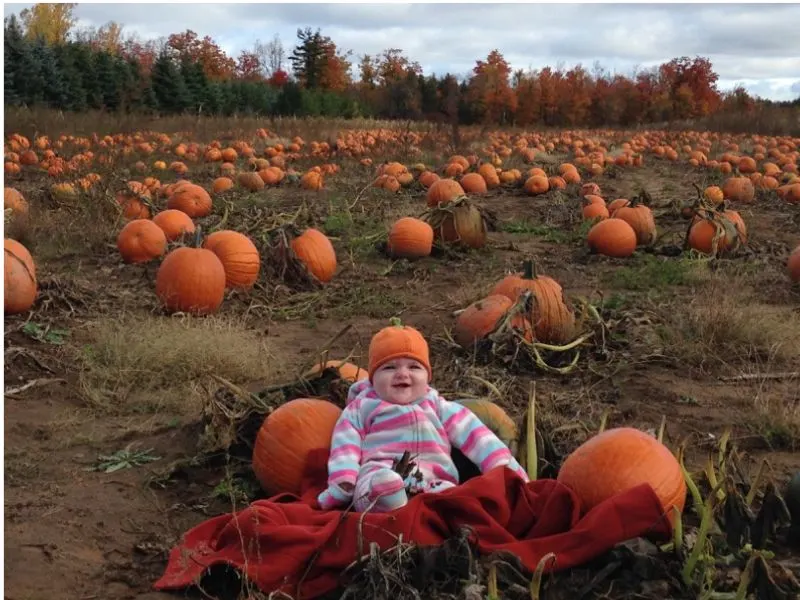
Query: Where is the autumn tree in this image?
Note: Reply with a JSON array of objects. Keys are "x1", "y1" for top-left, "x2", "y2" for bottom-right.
[
  {"x1": 166, "y1": 30, "x2": 235, "y2": 80},
  {"x1": 319, "y1": 44, "x2": 352, "y2": 91},
  {"x1": 19, "y1": 2, "x2": 76, "y2": 44},
  {"x1": 467, "y1": 50, "x2": 517, "y2": 125},
  {"x1": 236, "y1": 51, "x2": 262, "y2": 81}
]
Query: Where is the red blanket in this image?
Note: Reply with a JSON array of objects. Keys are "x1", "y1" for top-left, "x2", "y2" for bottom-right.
[{"x1": 154, "y1": 449, "x2": 671, "y2": 599}]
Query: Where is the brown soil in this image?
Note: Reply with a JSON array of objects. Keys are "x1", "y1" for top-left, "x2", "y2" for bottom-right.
[{"x1": 4, "y1": 131, "x2": 800, "y2": 600}]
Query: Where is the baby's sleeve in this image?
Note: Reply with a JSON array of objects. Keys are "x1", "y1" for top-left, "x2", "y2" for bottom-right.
[{"x1": 440, "y1": 398, "x2": 529, "y2": 482}]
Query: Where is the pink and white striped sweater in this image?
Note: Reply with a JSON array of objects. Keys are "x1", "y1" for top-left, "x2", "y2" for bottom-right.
[{"x1": 317, "y1": 379, "x2": 528, "y2": 509}]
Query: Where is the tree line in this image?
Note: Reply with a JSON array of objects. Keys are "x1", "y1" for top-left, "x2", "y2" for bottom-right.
[{"x1": 4, "y1": 3, "x2": 795, "y2": 126}]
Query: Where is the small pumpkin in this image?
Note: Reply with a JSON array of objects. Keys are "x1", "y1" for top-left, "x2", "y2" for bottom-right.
[
  {"x1": 587, "y1": 218, "x2": 637, "y2": 258},
  {"x1": 4, "y1": 238, "x2": 37, "y2": 314},
  {"x1": 155, "y1": 230, "x2": 227, "y2": 315},
  {"x1": 303, "y1": 360, "x2": 368, "y2": 383},
  {"x1": 152, "y1": 209, "x2": 196, "y2": 242},
  {"x1": 252, "y1": 398, "x2": 342, "y2": 495},
  {"x1": 453, "y1": 294, "x2": 513, "y2": 349},
  {"x1": 291, "y1": 228, "x2": 337, "y2": 283},
  {"x1": 387, "y1": 217, "x2": 434, "y2": 259},
  {"x1": 117, "y1": 219, "x2": 168, "y2": 264},
  {"x1": 557, "y1": 427, "x2": 686, "y2": 525}
]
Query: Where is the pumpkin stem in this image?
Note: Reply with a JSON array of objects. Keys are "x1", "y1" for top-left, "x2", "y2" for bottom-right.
[
  {"x1": 521, "y1": 259, "x2": 539, "y2": 280},
  {"x1": 389, "y1": 316, "x2": 403, "y2": 327},
  {"x1": 194, "y1": 225, "x2": 203, "y2": 248}
]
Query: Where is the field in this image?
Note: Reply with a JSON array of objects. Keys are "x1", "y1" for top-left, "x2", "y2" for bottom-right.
[{"x1": 4, "y1": 111, "x2": 800, "y2": 600}]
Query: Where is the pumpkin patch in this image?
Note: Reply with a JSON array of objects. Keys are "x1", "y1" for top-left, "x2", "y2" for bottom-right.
[{"x1": 4, "y1": 101, "x2": 800, "y2": 600}]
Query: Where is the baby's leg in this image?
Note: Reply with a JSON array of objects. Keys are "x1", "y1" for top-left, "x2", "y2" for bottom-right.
[{"x1": 354, "y1": 465, "x2": 408, "y2": 512}]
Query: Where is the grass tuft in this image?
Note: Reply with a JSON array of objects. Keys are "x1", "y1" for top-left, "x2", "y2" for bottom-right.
[{"x1": 76, "y1": 314, "x2": 285, "y2": 415}]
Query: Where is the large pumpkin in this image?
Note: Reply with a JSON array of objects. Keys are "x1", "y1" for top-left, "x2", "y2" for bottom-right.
[
  {"x1": 155, "y1": 246, "x2": 227, "y2": 315},
  {"x1": 4, "y1": 238, "x2": 37, "y2": 314},
  {"x1": 557, "y1": 427, "x2": 686, "y2": 523},
  {"x1": 252, "y1": 398, "x2": 342, "y2": 496},
  {"x1": 290, "y1": 228, "x2": 337, "y2": 283},
  {"x1": 491, "y1": 261, "x2": 575, "y2": 344},
  {"x1": 203, "y1": 230, "x2": 261, "y2": 289},
  {"x1": 587, "y1": 218, "x2": 637, "y2": 258}
]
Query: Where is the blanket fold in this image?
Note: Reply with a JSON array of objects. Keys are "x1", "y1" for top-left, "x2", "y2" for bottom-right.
[{"x1": 154, "y1": 448, "x2": 671, "y2": 599}]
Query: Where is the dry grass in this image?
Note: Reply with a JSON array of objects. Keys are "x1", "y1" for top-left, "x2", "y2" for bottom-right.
[
  {"x1": 75, "y1": 314, "x2": 287, "y2": 415},
  {"x1": 657, "y1": 274, "x2": 800, "y2": 371}
]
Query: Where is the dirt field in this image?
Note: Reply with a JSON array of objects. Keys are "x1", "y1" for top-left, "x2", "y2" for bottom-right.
[{"x1": 4, "y1": 121, "x2": 800, "y2": 600}]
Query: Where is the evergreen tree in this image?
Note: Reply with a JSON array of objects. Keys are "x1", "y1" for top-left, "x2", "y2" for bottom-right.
[
  {"x1": 150, "y1": 50, "x2": 191, "y2": 113},
  {"x1": 53, "y1": 43, "x2": 87, "y2": 111}
]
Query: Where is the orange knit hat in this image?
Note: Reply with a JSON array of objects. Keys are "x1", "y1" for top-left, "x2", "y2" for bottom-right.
[{"x1": 368, "y1": 320, "x2": 432, "y2": 381}]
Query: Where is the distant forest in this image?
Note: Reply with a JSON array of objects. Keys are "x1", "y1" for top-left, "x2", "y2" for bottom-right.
[{"x1": 4, "y1": 3, "x2": 798, "y2": 126}]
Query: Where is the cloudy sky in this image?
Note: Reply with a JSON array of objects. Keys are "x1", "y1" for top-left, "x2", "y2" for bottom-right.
[{"x1": 5, "y1": 2, "x2": 800, "y2": 101}]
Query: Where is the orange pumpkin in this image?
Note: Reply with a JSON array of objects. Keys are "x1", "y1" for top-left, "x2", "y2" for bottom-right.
[
  {"x1": 155, "y1": 243, "x2": 227, "y2": 315},
  {"x1": 722, "y1": 176, "x2": 755, "y2": 203},
  {"x1": 387, "y1": 217, "x2": 434, "y2": 259},
  {"x1": 4, "y1": 238, "x2": 37, "y2": 314},
  {"x1": 203, "y1": 230, "x2": 261, "y2": 289},
  {"x1": 166, "y1": 183, "x2": 213, "y2": 218},
  {"x1": 523, "y1": 175, "x2": 549, "y2": 196},
  {"x1": 238, "y1": 171, "x2": 265, "y2": 192},
  {"x1": 460, "y1": 173, "x2": 488, "y2": 194},
  {"x1": 252, "y1": 398, "x2": 342, "y2": 495},
  {"x1": 613, "y1": 199, "x2": 657, "y2": 246},
  {"x1": 426, "y1": 179, "x2": 465, "y2": 207},
  {"x1": 454, "y1": 295, "x2": 513, "y2": 349},
  {"x1": 117, "y1": 219, "x2": 168, "y2": 264},
  {"x1": 491, "y1": 260, "x2": 575, "y2": 344},
  {"x1": 303, "y1": 360, "x2": 368, "y2": 383},
  {"x1": 291, "y1": 228, "x2": 337, "y2": 283},
  {"x1": 212, "y1": 177, "x2": 234, "y2": 194},
  {"x1": 557, "y1": 427, "x2": 686, "y2": 524},
  {"x1": 688, "y1": 210, "x2": 747, "y2": 255},
  {"x1": 152, "y1": 209, "x2": 196, "y2": 241},
  {"x1": 587, "y1": 218, "x2": 637, "y2": 258},
  {"x1": 788, "y1": 245, "x2": 800, "y2": 283},
  {"x1": 4, "y1": 187, "x2": 29, "y2": 216}
]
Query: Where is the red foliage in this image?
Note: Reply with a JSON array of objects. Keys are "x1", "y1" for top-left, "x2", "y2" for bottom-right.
[{"x1": 268, "y1": 69, "x2": 290, "y2": 87}]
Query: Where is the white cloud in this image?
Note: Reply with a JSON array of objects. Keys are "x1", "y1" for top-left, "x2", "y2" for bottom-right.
[{"x1": 4, "y1": 2, "x2": 799, "y2": 101}]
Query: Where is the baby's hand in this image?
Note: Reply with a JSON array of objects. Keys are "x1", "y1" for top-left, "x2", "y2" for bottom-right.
[{"x1": 339, "y1": 482, "x2": 355, "y2": 492}]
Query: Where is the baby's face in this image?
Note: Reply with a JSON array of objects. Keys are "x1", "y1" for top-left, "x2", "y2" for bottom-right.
[{"x1": 372, "y1": 357, "x2": 428, "y2": 405}]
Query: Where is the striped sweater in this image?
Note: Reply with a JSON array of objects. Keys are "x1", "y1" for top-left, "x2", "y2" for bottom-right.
[{"x1": 317, "y1": 379, "x2": 528, "y2": 509}]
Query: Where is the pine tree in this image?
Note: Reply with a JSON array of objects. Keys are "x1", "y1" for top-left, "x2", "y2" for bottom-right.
[{"x1": 151, "y1": 50, "x2": 191, "y2": 113}]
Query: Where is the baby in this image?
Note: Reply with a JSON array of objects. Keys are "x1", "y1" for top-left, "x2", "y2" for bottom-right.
[{"x1": 318, "y1": 321, "x2": 528, "y2": 512}]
